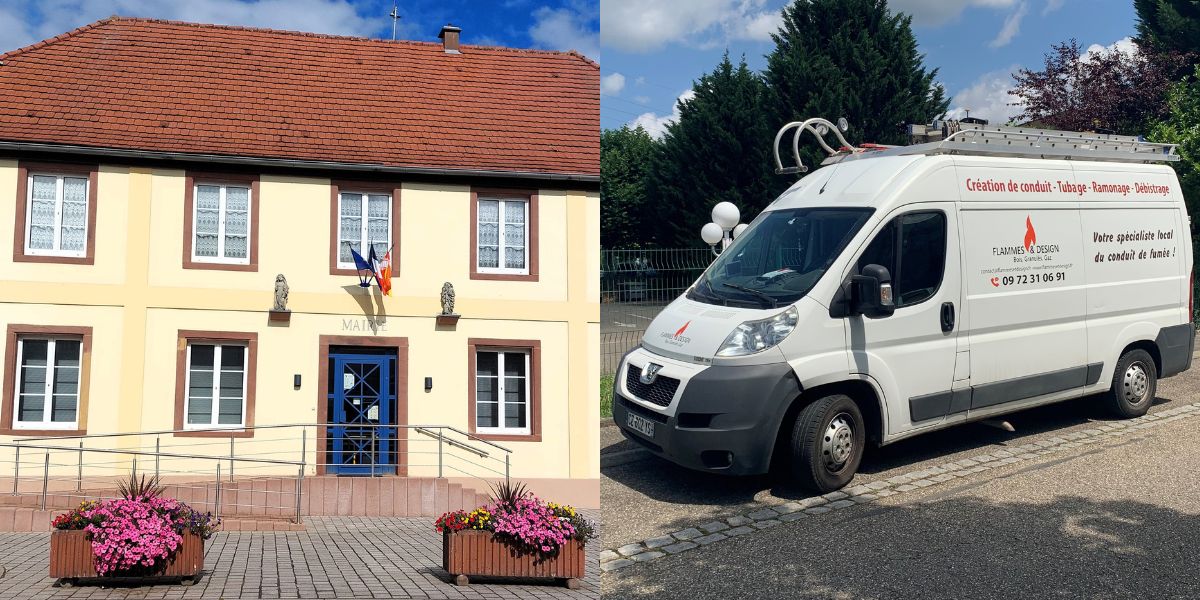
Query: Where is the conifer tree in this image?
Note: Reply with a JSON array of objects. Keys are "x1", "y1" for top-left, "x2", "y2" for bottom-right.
[
  {"x1": 1135, "y1": 0, "x2": 1200, "y2": 59},
  {"x1": 764, "y1": 0, "x2": 949, "y2": 174},
  {"x1": 647, "y1": 54, "x2": 779, "y2": 247}
]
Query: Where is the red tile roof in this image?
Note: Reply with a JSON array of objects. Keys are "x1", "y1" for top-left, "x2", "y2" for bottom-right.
[{"x1": 0, "y1": 17, "x2": 599, "y2": 179}]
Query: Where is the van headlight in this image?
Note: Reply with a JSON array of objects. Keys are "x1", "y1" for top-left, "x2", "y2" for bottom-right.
[{"x1": 716, "y1": 306, "x2": 799, "y2": 357}]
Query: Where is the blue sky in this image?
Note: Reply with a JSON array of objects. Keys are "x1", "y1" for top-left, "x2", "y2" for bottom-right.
[
  {"x1": 600, "y1": 0, "x2": 1139, "y2": 135},
  {"x1": 0, "y1": 0, "x2": 599, "y2": 58}
]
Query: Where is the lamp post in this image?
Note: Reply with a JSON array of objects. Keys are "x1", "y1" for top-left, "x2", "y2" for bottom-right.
[{"x1": 702, "y1": 201, "x2": 746, "y2": 256}]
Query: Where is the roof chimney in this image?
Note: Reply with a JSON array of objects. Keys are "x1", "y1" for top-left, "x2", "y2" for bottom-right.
[{"x1": 438, "y1": 24, "x2": 461, "y2": 54}]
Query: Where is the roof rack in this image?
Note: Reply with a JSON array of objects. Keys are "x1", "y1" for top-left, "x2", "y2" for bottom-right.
[
  {"x1": 902, "y1": 122, "x2": 1179, "y2": 163},
  {"x1": 774, "y1": 118, "x2": 1179, "y2": 176}
]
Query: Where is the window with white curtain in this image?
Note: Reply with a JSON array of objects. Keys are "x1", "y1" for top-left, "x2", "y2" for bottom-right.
[
  {"x1": 24, "y1": 174, "x2": 88, "y2": 257},
  {"x1": 192, "y1": 183, "x2": 251, "y2": 264},
  {"x1": 337, "y1": 192, "x2": 391, "y2": 268},
  {"x1": 184, "y1": 343, "x2": 247, "y2": 428},
  {"x1": 474, "y1": 349, "x2": 530, "y2": 435},
  {"x1": 14, "y1": 337, "x2": 81, "y2": 429},
  {"x1": 476, "y1": 197, "x2": 528, "y2": 274}
]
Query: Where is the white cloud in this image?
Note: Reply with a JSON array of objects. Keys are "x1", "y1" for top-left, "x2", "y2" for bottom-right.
[
  {"x1": 601, "y1": 72, "x2": 626, "y2": 95},
  {"x1": 629, "y1": 89, "x2": 695, "y2": 138},
  {"x1": 1042, "y1": 0, "x2": 1065, "y2": 15},
  {"x1": 944, "y1": 66, "x2": 1024, "y2": 125},
  {"x1": 1083, "y1": 36, "x2": 1136, "y2": 59},
  {"x1": 0, "y1": 0, "x2": 376, "y2": 54},
  {"x1": 634, "y1": 76, "x2": 646, "y2": 85},
  {"x1": 633, "y1": 95, "x2": 650, "y2": 104},
  {"x1": 988, "y1": 1, "x2": 1027, "y2": 48},
  {"x1": 888, "y1": 0, "x2": 1018, "y2": 28},
  {"x1": 530, "y1": 4, "x2": 600, "y2": 59},
  {"x1": 600, "y1": 0, "x2": 782, "y2": 53}
]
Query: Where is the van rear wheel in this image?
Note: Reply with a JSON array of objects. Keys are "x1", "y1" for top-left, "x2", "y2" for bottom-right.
[
  {"x1": 789, "y1": 394, "x2": 865, "y2": 493},
  {"x1": 1106, "y1": 349, "x2": 1157, "y2": 418}
]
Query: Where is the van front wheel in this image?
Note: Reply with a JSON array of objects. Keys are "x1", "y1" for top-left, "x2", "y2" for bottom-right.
[
  {"x1": 1106, "y1": 349, "x2": 1157, "y2": 418},
  {"x1": 789, "y1": 394, "x2": 865, "y2": 493}
]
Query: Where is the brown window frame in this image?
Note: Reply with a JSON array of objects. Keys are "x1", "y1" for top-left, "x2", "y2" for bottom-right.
[
  {"x1": 173, "y1": 330, "x2": 258, "y2": 438},
  {"x1": 1, "y1": 324, "x2": 92, "y2": 436},
  {"x1": 13, "y1": 162, "x2": 99, "y2": 265},
  {"x1": 469, "y1": 188, "x2": 539, "y2": 282},
  {"x1": 467, "y1": 338, "x2": 541, "y2": 442},
  {"x1": 315, "y1": 335, "x2": 409, "y2": 476},
  {"x1": 329, "y1": 181, "x2": 402, "y2": 276},
  {"x1": 182, "y1": 172, "x2": 260, "y2": 271}
]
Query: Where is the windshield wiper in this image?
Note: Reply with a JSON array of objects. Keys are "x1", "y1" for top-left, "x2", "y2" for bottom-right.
[{"x1": 721, "y1": 283, "x2": 777, "y2": 308}]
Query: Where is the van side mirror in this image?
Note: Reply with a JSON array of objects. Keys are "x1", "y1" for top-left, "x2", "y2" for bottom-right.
[{"x1": 850, "y1": 264, "x2": 895, "y2": 318}]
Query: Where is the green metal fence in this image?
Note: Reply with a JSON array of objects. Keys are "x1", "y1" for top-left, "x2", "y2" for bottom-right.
[{"x1": 600, "y1": 248, "x2": 713, "y2": 375}]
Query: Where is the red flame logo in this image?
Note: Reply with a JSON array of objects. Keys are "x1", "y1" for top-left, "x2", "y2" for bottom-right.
[
  {"x1": 1023, "y1": 216, "x2": 1036, "y2": 251},
  {"x1": 674, "y1": 321, "x2": 692, "y2": 338}
]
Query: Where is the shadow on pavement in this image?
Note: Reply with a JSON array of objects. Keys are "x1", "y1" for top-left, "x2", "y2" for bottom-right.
[
  {"x1": 604, "y1": 393, "x2": 1181, "y2": 508},
  {"x1": 605, "y1": 494, "x2": 1200, "y2": 599}
]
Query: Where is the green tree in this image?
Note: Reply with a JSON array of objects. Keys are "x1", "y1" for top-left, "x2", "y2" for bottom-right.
[
  {"x1": 1135, "y1": 0, "x2": 1200, "y2": 58},
  {"x1": 600, "y1": 125, "x2": 657, "y2": 249},
  {"x1": 648, "y1": 53, "x2": 781, "y2": 247},
  {"x1": 1150, "y1": 65, "x2": 1200, "y2": 229},
  {"x1": 764, "y1": 0, "x2": 949, "y2": 174}
]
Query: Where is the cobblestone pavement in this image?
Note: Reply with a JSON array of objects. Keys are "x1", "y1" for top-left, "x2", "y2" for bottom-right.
[
  {"x1": 602, "y1": 364, "x2": 1200, "y2": 550},
  {"x1": 0, "y1": 516, "x2": 600, "y2": 599},
  {"x1": 604, "y1": 405, "x2": 1200, "y2": 598}
]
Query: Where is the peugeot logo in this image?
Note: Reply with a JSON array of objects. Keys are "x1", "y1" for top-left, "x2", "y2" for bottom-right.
[{"x1": 640, "y1": 363, "x2": 663, "y2": 385}]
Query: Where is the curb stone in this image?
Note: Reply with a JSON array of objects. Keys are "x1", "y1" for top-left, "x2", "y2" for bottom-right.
[{"x1": 599, "y1": 400, "x2": 1200, "y2": 573}]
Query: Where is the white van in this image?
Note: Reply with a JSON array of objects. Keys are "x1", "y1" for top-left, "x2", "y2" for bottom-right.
[{"x1": 614, "y1": 118, "x2": 1194, "y2": 492}]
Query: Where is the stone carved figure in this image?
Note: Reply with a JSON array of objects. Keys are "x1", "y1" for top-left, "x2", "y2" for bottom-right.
[
  {"x1": 440, "y1": 281, "x2": 456, "y2": 315},
  {"x1": 273, "y1": 274, "x2": 289, "y2": 311}
]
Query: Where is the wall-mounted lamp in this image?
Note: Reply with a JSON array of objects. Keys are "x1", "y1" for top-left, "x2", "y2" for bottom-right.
[
  {"x1": 293, "y1": 374, "x2": 302, "y2": 389},
  {"x1": 424, "y1": 377, "x2": 433, "y2": 392}
]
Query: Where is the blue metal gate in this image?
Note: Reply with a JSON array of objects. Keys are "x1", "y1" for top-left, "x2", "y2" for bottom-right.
[{"x1": 328, "y1": 353, "x2": 395, "y2": 475}]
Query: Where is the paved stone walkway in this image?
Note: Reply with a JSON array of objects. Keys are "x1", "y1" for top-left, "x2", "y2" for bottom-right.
[
  {"x1": 0, "y1": 516, "x2": 600, "y2": 599},
  {"x1": 600, "y1": 401, "x2": 1200, "y2": 573}
]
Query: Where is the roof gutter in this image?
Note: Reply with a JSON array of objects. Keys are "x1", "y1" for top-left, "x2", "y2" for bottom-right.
[{"x1": 0, "y1": 140, "x2": 600, "y2": 184}]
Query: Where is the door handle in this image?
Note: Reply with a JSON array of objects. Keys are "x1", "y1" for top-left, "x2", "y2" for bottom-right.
[{"x1": 940, "y1": 302, "x2": 955, "y2": 332}]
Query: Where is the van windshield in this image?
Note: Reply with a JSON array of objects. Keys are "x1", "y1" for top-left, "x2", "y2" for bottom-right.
[{"x1": 688, "y1": 207, "x2": 874, "y2": 308}]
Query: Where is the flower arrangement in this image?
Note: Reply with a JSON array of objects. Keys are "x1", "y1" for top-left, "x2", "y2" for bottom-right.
[
  {"x1": 50, "y1": 472, "x2": 221, "y2": 577},
  {"x1": 51, "y1": 500, "x2": 100, "y2": 531},
  {"x1": 434, "y1": 481, "x2": 597, "y2": 560}
]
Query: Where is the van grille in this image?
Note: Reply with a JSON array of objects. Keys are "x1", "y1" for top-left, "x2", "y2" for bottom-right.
[{"x1": 625, "y1": 364, "x2": 680, "y2": 408}]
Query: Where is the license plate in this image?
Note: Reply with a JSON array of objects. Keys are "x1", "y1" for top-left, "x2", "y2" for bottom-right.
[{"x1": 626, "y1": 412, "x2": 655, "y2": 438}]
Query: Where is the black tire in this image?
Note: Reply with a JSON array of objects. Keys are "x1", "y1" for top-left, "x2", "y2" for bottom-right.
[
  {"x1": 789, "y1": 394, "x2": 865, "y2": 493},
  {"x1": 1106, "y1": 349, "x2": 1157, "y2": 418}
]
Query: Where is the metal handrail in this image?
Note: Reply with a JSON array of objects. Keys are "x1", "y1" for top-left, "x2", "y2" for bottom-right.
[
  {"x1": 413, "y1": 428, "x2": 488, "y2": 458},
  {"x1": 0, "y1": 441, "x2": 302, "y2": 466},
  {"x1": 16, "y1": 422, "x2": 512, "y2": 454}
]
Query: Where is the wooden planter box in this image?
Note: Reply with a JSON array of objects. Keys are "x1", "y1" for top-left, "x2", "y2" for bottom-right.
[
  {"x1": 442, "y1": 530, "x2": 585, "y2": 588},
  {"x1": 49, "y1": 529, "x2": 205, "y2": 586}
]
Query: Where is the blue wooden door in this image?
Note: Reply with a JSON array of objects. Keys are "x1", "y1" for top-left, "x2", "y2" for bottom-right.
[{"x1": 328, "y1": 353, "x2": 395, "y2": 475}]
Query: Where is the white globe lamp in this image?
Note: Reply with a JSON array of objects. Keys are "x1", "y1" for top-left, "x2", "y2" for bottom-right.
[
  {"x1": 732, "y1": 223, "x2": 749, "y2": 239},
  {"x1": 711, "y1": 202, "x2": 740, "y2": 231},
  {"x1": 701, "y1": 222, "x2": 724, "y2": 246}
]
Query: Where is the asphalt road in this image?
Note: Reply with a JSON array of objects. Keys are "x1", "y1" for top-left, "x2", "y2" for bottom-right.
[
  {"x1": 601, "y1": 301, "x2": 668, "y2": 333},
  {"x1": 602, "y1": 362, "x2": 1200, "y2": 599}
]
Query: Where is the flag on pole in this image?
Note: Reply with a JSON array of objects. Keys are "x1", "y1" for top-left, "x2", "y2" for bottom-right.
[
  {"x1": 350, "y1": 246, "x2": 374, "y2": 287},
  {"x1": 377, "y1": 248, "x2": 393, "y2": 296},
  {"x1": 368, "y1": 246, "x2": 392, "y2": 296}
]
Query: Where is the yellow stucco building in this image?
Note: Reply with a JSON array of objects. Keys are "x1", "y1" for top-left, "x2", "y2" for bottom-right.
[{"x1": 0, "y1": 18, "x2": 600, "y2": 510}]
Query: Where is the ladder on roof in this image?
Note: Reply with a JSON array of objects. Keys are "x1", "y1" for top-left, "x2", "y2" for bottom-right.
[
  {"x1": 905, "y1": 122, "x2": 1179, "y2": 163},
  {"x1": 773, "y1": 118, "x2": 1180, "y2": 176}
]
